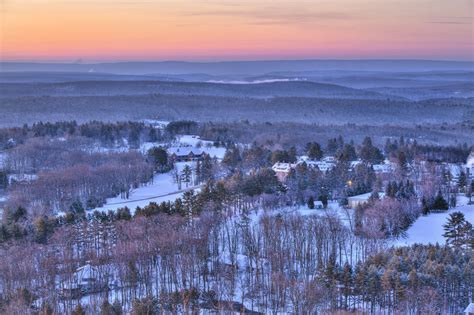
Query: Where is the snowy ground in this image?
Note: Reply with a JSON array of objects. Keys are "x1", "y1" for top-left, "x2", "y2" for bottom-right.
[
  {"x1": 248, "y1": 201, "x2": 354, "y2": 229},
  {"x1": 394, "y1": 195, "x2": 474, "y2": 246},
  {"x1": 174, "y1": 135, "x2": 226, "y2": 159},
  {"x1": 89, "y1": 171, "x2": 199, "y2": 215},
  {"x1": 140, "y1": 134, "x2": 226, "y2": 160}
]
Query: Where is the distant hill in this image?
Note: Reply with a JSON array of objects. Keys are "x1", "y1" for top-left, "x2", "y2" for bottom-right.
[
  {"x1": 0, "y1": 80, "x2": 393, "y2": 100},
  {"x1": 0, "y1": 94, "x2": 472, "y2": 128},
  {"x1": 1, "y1": 59, "x2": 472, "y2": 75}
]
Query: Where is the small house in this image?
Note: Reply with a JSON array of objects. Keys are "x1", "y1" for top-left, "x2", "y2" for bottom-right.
[
  {"x1": 465, "y1": 150, "x2": 474, "y2": 179},
  {"x1": 314, "y1": 200, "x2": 324, "y2": 209},
  {"x1": 272, "y1": 162, "x2": 296, "y2": 182},
  {"x1": 167, "y1": 147, "x2": 203, "y2": 162},
  {"x1": 348, "y1": 192, "x2": 385, "y2": 208},
  {"x1": 464, "y1": 303, "x2": 474, "y2": 315}
]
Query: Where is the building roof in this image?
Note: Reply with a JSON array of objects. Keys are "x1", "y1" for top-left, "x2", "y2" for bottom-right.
[
  {"x1": 348, "y1": 192, "x2": 385, "y2": 201},
  {"x1": 467, "y1": 151, "x2": 474, "y2": 167},
  {"x1": 272, "y1": 162, "x2": 296, "y2": 173},
  {"x1": 167, "y1": 146, "x2": 203, "y2": 157},
  {"x1": 464, "y1": 303, "x2": 474, "y2": 313}
]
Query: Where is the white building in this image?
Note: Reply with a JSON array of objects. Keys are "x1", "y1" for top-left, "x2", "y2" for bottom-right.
[
  {"x1": 464, "y1": 303, "x2": 474, "y2": 315},
  {"x1": 297, "y1": 156, "x2": 336, "y2": 173},
  {"x1": 465, "y1": 150, "x2": 474, "y2": 179},
  {"x1": 348, "y1": 192, "x2": 385, "y2": 208},
  {"x1": 314, "y1": 200, "x2": 324, "y2": 209},
  {"x1": 272, "y1": 162, "x2": 297, "y2": 182}
]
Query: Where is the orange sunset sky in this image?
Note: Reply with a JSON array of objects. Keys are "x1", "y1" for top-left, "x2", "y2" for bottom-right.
[{"x1": 1, "y1": 0, "x2": 473, "y2": 61}]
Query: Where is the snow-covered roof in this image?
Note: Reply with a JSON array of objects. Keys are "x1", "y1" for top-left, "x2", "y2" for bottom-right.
[
  {"x1": 167, "y1": 147, "x2": 203, "y2": 157},
  {"x1": 348, "y1": 192, "x2": 385, "y2": 201},
  {"x1": 350, "y1": 160, "x2": 363, "y2": 167},
  {"x1": 372, "y1": 164, "x2": 393, "y2": 173},
  {"x1": 75, "y1": 263, "x2": 98, "y2": 283},
  {"x1": 272, "y1": 162, "x2": 296, "y2": 173},
  {"x1": 297, "y1": 156, "x2": 335, "y2": 172},
  {"x1": 314, "y1": 201, "x2": 323, "y2": 206},
  {"x1": 466, "y1": 151, "x2": 474, "y2": 168},
  {"x1": 464, "y1": 303, "x2": 474, "y2": 314},
  {"x1": 446, "y1": 163, "x2": 462, "y2": 178}
]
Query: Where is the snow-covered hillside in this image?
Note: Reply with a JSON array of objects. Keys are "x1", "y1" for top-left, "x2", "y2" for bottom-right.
[{"x1": 395, "y1": 196, "x2": 473, "y2": 246}]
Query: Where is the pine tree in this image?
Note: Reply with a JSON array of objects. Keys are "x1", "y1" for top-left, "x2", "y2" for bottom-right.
[
  {"x1": 307, "y1": 142, "x2": 323, "y2": 160},
  {"x1": 443, "y1": 211, "x2": 471, "y2": 248},
  {"x1": 181, "y1": 165, "x2": 193, "y2": 187},
  {"x1": 34, "y1": 216, "x2": 48, "y2": 244},
  {"x1": 457, "y1": 171, "x2": 467, "y2": 190},
  {"x1": 307, "y1": 196, "x2": 315, "y2": 209},
  {"x1": 342, "y1": 263, "x2": 353, "y2": 309},
  {"x1": 432, "y1": 192, "x2": 449, "y2": 211}
]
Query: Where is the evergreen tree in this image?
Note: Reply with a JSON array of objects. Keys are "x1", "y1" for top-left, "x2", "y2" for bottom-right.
[
  {"x1": 307, "y1": 142, "x2": 323, "y2": 160},
  {"x1": 432, "y1": 192, "x2": 449, "y2": 211},
  {"x1": 70, "y1": 199, "x2": 85, "y2": 214},
  {"x1": 318, "y1": 194, "x2": 328, "y2": 208},
  {"x1": 457, "y1": 171, "x2": 467, "y2": 190},
  {"x1": 341, "y1": 263, "x2": 353, "y2": 309},
  {"x1": 443, "y1": 211, "x2": 472, "y2": 248},
  {"x1": 307, "y1": 196, "x2": 315, "y2": 209},
  {"x1": 181, "y1": 165, "x2": 193, "y2": 187},
  {"x1": 0, "y1": 170, "x2": 8, "y2": 189},
  {"x1": 147, "y1": 147, "x2": 168, "y2": 172},
  {"x1": 34, "y1": 216, "x2": 48, "y2": 244}
]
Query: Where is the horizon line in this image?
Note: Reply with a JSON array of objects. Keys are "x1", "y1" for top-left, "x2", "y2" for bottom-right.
[{"x1": 1, "y1": 57, "x2": 473, "y2": 64}]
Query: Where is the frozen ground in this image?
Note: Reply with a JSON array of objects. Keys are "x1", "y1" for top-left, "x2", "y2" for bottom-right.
[
  {"x1": 248, "y1": 201, "x2": 355, "y2": 229},
  {"x1": 141, "y1": 134, "x2": 226, "y2": 160},
  {"x1": 89, "y1": 171, "x2": 199, "y2": 215},
  {"x1": 394, "y1": 195, "x2": 474, "y2": 246},
  {"x1": 174, "y1": 135, "x2": 226, "y2": 159}
]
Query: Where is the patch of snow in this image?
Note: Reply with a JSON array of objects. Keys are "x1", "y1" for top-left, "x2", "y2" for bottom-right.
[
  {"x1": 141, "y1": 119, "x2": 169, "y2": 129},
  {"x1": 8, "y1": 173, "x2": 38, "y2": 184},
  {"x1": 90, "y1": 171, "x2": 199, "y2": 215},
  {"x1": 206, "y1": 78, "x2": 306, "y2": 84},
  {"x1": 394, "y1": 195, "x2": 474, "y2": 246}
]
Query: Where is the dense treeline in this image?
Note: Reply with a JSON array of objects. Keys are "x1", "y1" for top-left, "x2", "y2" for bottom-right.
[
  {"x1": 0, "y1": 121, "x2": 472, "y2": 314},
  {"x1": 1, "y1": 93, "x2": 473, "y2": 128},
  {"x1": 0, "y1": 120, "x2": 168, "y2": 150},
  {"x1": 197, "y1": 121, "x2": 473, "y2": 152},
  {"x1": 0, "y1": 201, "x2": 471, "y2": 314}
]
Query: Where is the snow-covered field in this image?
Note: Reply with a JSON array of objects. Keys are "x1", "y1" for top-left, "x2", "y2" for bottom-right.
[
  {"x1": 89, "y1": 171, "x2": 199, "y2": 215},
  {"x1": 141, "y1": 134, "x2": 226, "y2": 160},
  {"x1": 395, "y1": 196, "x2": 474, "y2": 246},
  {"x1": 174, "y1": 134, "x2": 226, "y2": 159},
  {"x1": 247, "y1": 201, "x2": 354, "y2": 229}
]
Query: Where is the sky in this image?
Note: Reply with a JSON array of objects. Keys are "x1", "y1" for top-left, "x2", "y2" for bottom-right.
[{"x1": 1, "y1": 0, "x2": 473, "y2": 61}]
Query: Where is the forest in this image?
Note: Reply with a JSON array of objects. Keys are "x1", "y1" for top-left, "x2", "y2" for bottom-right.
[{"x1": 0, "y1": 120, "x2": 472, "y2": 314}]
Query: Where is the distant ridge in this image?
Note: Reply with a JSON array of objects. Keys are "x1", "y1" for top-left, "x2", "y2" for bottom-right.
[{"x1": 1, "y1": 59, "x2": 472, "y2": 75}]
